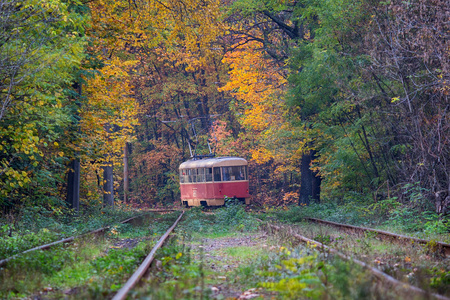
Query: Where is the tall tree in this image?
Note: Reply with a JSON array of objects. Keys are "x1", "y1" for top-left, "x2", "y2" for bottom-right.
[
  {"x1": 220, "y1": 0, "x2": 322, "y2": 204},
  {"x1": 0, "y1": 0, "x2": 87, "y2": 209},
  {"x1": 367, "y1": 0, "x2": 449, "y2": 212}
]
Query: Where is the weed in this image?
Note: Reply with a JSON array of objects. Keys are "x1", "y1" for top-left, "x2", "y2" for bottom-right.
[
  {"x1": 132, "y1": 233, "x2": 212, "y2": 299},
  {"x1": 182, "y1": 197, "x2": 259, "y2": 235},
  {"x1": 314, "y1": 234, "x2": 331, "y2": 245},
  {"x1": 271, "y1": 200, "x2": 450, "y2": 243},
  {"x1": 215, "y1": 197, "x2": 259, "y2": 231},
  {"x1": 0, "y1": 212, "x2": 175, "y2": 299},
  {"x1": 430, "y1": 268, "x2": 450, "y2": 294},
  {"x1": 0, "y1": 205, "x2": 138, "y2": 259}
]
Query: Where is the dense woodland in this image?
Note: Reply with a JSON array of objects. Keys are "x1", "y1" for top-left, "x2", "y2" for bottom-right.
[{"x1": 0, "y1": 0, "x2": 449, "y2": 222}]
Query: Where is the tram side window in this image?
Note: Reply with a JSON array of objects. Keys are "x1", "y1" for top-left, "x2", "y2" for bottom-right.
[
  {"x1": 180, "y1": 170, "x2": 185, "y2": 183},
  {"x1": 188, "y1": 168, "x2": 197, "y2": 183},
  {"x1": 205, "y1": 168, "x2": 213, "y2": 182},
  {"x1": 197, "y1": 168, "x2": 205, "y2": 182},
  {"x1": 241, "y1": 166, "x2": 247, "y2": 180},
  {"x1": 222, "y1": 167, "x2": 231, "y2": 181},
  {"x1": 222, "y1": 166, "x2": 247, "y2": 181},
  {"x1": 213, "y1": 167, "x2": 221, "y2": 181},
  {"x1": 181, "y1": 168, "x2": 214, "y2": 183},
  {"x1": 180, "y1": 169, "x2": 191, "y2": 183}
]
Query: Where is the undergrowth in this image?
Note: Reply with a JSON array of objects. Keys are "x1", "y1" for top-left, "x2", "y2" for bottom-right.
[
  {"x1": 0, "y1": 205, "x2": 138, "y2": 259},
  {"x1": 233, "y1": 244, "x2": 406, "y2": 299},
  {"x1": 272, "y1": 198, "x2": 449, "y2": 240},
  {"x1": 182, "y1": 197, "x2": 259, "y2": 235},
  {"x1": 133, "y1": 233, "x2": 211, "y2": 299},
  {"x1": 0, "y1": 212, "x2": 165, "y2": 299}
]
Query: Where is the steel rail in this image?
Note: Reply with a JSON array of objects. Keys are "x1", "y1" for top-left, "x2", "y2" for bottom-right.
[
  {"x1": 265, "y1": 223, "x2": 450, "y2": 300},
  {"x1": 143, "y1": 209, "x2": 179, "y2": 212},
  {"x1": 112, "y1": 211, "x2": 185, "y2": 300},
  {"x1": 305, "y1": 217, "x2": 450, "y2": 257},
  {"x1": 0, "y1": 213, "x2": 152, "y2": 267},
  {"x1": 0, "y1": 236, "x2": 76, "y2": 267}
]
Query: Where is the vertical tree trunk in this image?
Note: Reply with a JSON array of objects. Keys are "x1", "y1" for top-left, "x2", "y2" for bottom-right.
[
  {"x1": 123, "y1": 143, "x2": 129, "y2": 203},
  {"x1": 299, "y1": 150, "x2": 321, "y2": 205},
  {"x1": 300, "y1": 151, "x2": 313, "y2": 205},
  {"x1": 103, "y1": 161, "x2": 114, "y2": 207},
  {"x1": 66, "y1": 159, "x2": 80, "y2": 212},
  {"x1": 311, "y1": 149, "x2": 321, "y2": 203},
  {"x1": 102, "y1": 123, "x2": 114, "y2": 208},
  {"x1": 66, "y1": 82, "x2": 81, "y2": 213}
]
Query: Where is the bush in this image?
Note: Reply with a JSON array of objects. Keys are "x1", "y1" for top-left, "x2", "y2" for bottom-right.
[
  {"x1": 215, "y1": 197, "x2": 258, "y2": 232},
  {"x1": 181, "y1": 198, "x2": 259, "y2": 234}
]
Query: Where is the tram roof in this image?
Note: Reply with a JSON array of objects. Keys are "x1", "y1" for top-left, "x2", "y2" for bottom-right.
[{"x1": 179, "y1": 156, "x2": 248, "y2": 169}]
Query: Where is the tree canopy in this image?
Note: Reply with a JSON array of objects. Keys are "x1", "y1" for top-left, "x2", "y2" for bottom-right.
[{"x1": 1, "y1": 0, "x2": 448, "y2": 216}]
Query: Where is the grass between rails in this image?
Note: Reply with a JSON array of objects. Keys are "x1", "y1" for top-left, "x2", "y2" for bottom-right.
[
  {"x1": 261, "y1": 201, "x2": 450, "y2": 297},
  {"x1": 132, "y1": 201, "x2": 441, "y2": 299},
  {"x1": 0, "y1": 211, "x2": 181, "y2": 299},
  {"x1": 267, "y1": 201, "x2": 450, "y2": 243},
  {"x1": 0, "y1": 205, "x2": 143, "y2": 259},
  {"x1": 267, "y1": 221, "x2": 450, "y2": 297},
  {"x1": 1, "y1": 202, "x2": 448, "y2": 299}
]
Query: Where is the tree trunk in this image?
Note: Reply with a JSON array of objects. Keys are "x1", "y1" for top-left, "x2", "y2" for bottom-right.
[
  {"x1": 103, "y1": 161, "x2": 114, "y2": 207},
  {"x1": 312, "y1": 171, "x2": 321, "y2": 203},
  {"x1": 300, "y1": 151, "x2": 313, "y2": 205},
  {"x1": 66, "y1": 159, "x2": 80, "y2": 212},
  {"x1": 123, "y1": 143, "x2": 129, "y2": 203},
  {"x1": 299, "y1": 150, "x2": 321, "y2": 205},
  {"x1": 66, "y1": 82, "x2": 81, "y2": 213}
]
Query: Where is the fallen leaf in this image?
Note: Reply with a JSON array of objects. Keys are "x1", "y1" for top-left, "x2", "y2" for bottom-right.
[{"x1": 239, "y1": 289, "x2": 259, "y2": 299}]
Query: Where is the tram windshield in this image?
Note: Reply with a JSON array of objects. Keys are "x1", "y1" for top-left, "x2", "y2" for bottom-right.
[
  {"x1": 180, "y1": 165, "x2": 247, "y2": 183},
  {"x1": 180, "y1": 168, "x2": 213, "y2": 183}
]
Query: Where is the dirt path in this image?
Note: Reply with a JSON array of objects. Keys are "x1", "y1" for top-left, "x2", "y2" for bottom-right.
[{"x1": 191, "y1": 232, "x2": 276, "y2": 299}]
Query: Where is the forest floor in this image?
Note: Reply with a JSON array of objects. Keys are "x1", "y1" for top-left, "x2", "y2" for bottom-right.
[
  {"x1": 1, "y1": 205, "x2": 449, "y2": 299},
  {"x1": 188, "y1": 233, "x2": 274, "y2": 299}
]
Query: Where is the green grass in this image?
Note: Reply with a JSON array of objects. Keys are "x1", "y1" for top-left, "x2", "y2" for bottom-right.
[
  {"x1": 0, "y1": 211, "x2": 175, "y2": 299},
  {"x1": 269, "y1": 201, "x2": 450, "y2": 243},
  {"x1": 0, "y1": 206, "x2": 142, "y2": 259},
  {"x1": 223, "y1": 246, "x2": 266, "y2": 260},
  {"x1": 3, "y1": 202, "x2": 446, "y2": 299}
]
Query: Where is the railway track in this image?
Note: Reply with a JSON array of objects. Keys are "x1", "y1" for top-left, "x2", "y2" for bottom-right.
[
  {"x1": 0, "y1": 209, "x2": 184, "y2": 299},
  {"x1": 112, "y1": 211, "x2": 184, "y2": 300},
  {"x1": 263, "y1": 221, "x2": 450, "y2": 300},
  {"x1": 2, "y1": 206, "x2": 447, "y2": 299},
  {"x1": 305, "y1": 217, "x2": 450, "y2": 257},
  {"x1": 0, "y1": 209, "x2": 176, "y2": 267}
]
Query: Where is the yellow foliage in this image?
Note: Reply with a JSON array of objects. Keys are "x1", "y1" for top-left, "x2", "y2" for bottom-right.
[
  {"x1": 220, "y1": 40, "x2": 287, "y2": 132},
  {"x1": 79, "y1": 56, "x2": 138, "y2": 175}
]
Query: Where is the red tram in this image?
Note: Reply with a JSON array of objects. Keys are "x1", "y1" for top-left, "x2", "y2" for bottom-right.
[{"x1": 179, "y1": 156, "x2": 250, "y2": 207}]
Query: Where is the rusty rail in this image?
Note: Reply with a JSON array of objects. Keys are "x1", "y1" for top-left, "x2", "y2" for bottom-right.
[
  {"x1": 112, "y1": 211, "x2": 185, "y2": 300},
  {"x1": 0, "y1": 213, "x2": 153, "y2": 267},
  {"x1": 265, "y1": 222, "x2": 450, "y2": 300},
  {"x1": 305, "y1": 217, "x2": 450, "y2": 257}
]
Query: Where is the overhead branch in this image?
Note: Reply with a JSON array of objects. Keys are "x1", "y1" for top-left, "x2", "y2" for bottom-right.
[{"x1": 262, "y1": 10, "x2": 299, "y2": 39}]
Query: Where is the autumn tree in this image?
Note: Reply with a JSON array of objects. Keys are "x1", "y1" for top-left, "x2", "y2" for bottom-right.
[
  {"x1": 81, "y1": 0, "x2": 228, "y2": 205},
  {"x1": 218, "y1": 39, "x2": 301, "y2": 204},
  {"x1": 286, "y1": 0, "x2": 448, "y2": 213},
  {"x1": 286, "y1": 0, "x2": 384, "y2": 201},
  {"x1": 219, "y1": 0, "x2": 323, "y2": 205},
  {"x1": 0, "y1": 0, "x2": 87, "y2": 210},
  {"x1": 129, "y1": 37, "x2": 229, "y2": 204},
  {"x1": 366, "y1": 0, "x2": 449, "y2": 213}
]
